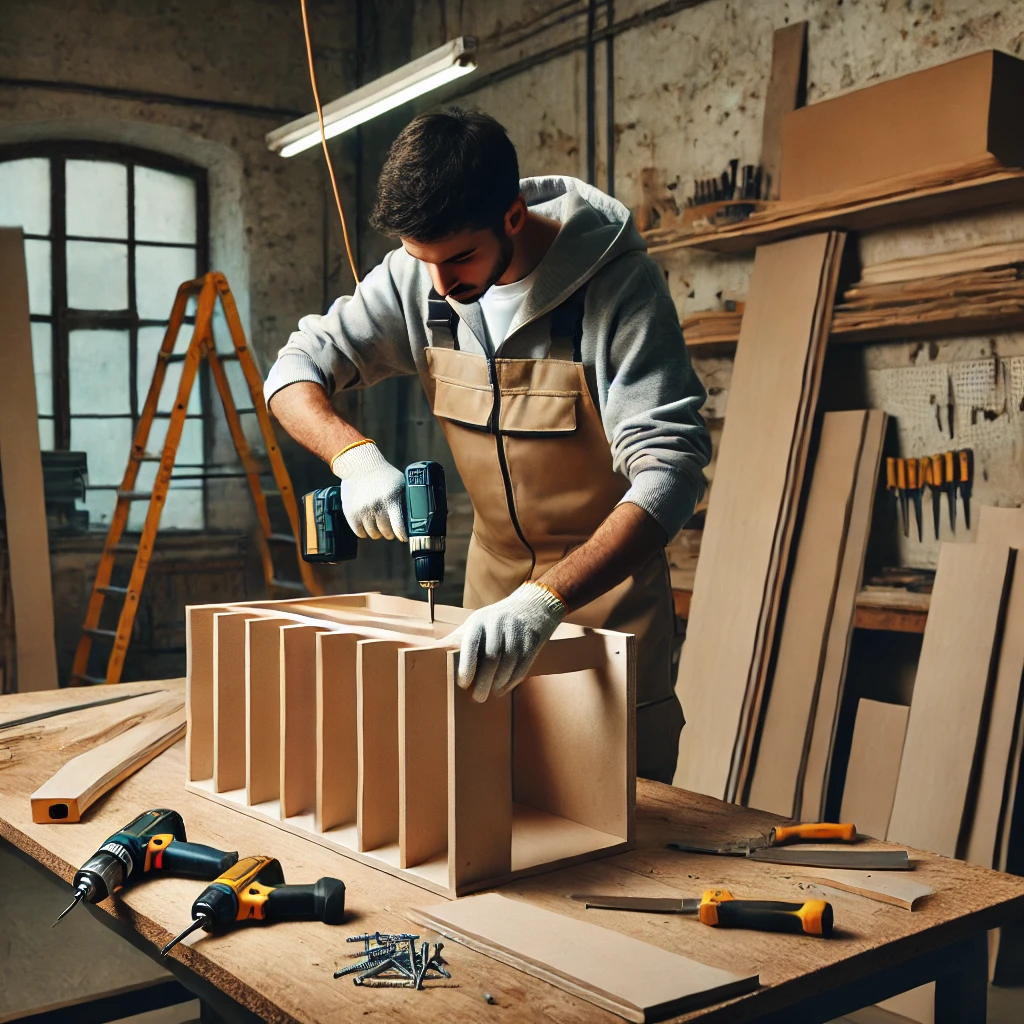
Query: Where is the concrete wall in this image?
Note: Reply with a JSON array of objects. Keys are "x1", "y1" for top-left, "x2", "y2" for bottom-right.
[{"x1": 0, "y1": 0, "x2": 362, "y2": 683}]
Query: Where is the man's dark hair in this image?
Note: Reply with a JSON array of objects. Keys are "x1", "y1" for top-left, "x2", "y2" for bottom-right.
[{"x1": 370, "y1": 107, "x2": 520, "y2": 241}]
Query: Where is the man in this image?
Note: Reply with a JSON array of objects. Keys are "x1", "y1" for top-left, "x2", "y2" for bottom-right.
[{"x1": 265, "y1": 107, "x2": 710, "y2": 782}]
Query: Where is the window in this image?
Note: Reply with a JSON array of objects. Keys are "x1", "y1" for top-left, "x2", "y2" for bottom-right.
[{"x1": 0, "y1": 143, "x2": 209, "y2": 530}]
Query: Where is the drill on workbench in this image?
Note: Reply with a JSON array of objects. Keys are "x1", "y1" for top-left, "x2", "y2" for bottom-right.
[
  {"x1": 160, "y1": 855, "x2": 346, "y2": 955},
  {"x1": 300, "y1": 460, "x2": 447, "y2": 622},
  {"x1": 54, "y1": 808, "x2": 238, "y2": 927}
]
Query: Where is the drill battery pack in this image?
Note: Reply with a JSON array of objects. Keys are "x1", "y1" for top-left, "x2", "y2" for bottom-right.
[{"x1": 300, "y1": 486, "x2": 358, "y2": 564}]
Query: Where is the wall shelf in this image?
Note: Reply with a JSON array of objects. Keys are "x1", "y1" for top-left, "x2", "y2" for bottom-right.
[
  {"x1": 645, "y1": 168, "x2": 1024, "y2": 256},
  {"x1": 673, "y1": 585, "x2": 929, "y2": 634}
]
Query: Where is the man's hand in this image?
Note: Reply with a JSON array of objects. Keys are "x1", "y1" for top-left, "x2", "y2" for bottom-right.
[
  {"x1": 332, "y1": 442, "x2": 408, "y2": 541},
  {"x1": 448, "y1": 583, "x2": 567, "y2": 702}
]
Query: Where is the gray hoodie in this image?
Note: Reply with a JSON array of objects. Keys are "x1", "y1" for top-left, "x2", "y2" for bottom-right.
[{"x1": 264, "y1": 175, "x2": 711, "y2": 537}]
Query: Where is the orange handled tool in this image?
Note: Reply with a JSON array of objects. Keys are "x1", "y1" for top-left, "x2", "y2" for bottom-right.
[
  {"x1": 958, "y1": 449, "x2": 973, "y2": 531},
  {"x1": 929, "y1": 453, "x2": 944, "y2": 540},
  {"x1": 944, "y1": 450, "x2": 957, "y2": 533},
  {"x1": 895, "y1": 458, "x2": 909, "y2": 537},
  {"x1": 769, "y1": 823, "x2": 857, "y2": 845},
  {"x1": 906, "y1": 458, "x2": 923, "y2": 542}
]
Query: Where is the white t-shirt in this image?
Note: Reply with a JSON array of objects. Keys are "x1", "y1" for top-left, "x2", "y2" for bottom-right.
[{"x1": 477, "y1": 263, "x2": 542, "y2": 354}]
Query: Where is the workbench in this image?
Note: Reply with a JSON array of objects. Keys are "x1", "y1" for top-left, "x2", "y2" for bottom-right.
[{"x1": 2, "y1": 681, "x2": 1023, "y2": 1024}]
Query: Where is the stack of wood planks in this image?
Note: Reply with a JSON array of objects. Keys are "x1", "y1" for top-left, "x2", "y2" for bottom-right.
[
  {"x1": 681, "y1": 309, "x2": 744, "y2": 349},
  {"x1": 744, "y1": 409, "x2": 888, "y2": 818},
  {"x1": 832, "y1": 240, "x2": 1024, "y2": 341},
  {"x1": 673, "y1": 232, "x2": 846, "y2": 801}
]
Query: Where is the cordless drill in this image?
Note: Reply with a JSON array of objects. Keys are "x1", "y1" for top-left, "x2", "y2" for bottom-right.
[
  {"x1": 300, "y1": 460, "x2": 447, "y2": 622},
  {"x1": 53, "y1": 808, "x2": 238, "y2": 927},
  {"x1": 160, "y1": 855, "x2": 346, "y2": 956}
]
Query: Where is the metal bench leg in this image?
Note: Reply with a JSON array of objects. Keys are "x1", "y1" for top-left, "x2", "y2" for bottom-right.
[{"x1": 935, "y1": 930, "x2": 988, "y2": 1024}]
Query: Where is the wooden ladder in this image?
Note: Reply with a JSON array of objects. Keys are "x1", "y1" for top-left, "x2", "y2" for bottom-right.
[{"x1": 71, "y1": 272, "x2": 320, "y2": 686}]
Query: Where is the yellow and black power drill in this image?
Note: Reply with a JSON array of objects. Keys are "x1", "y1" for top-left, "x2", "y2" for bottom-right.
[
  {"x1": 160, "y1": 855, "x2": 346, "y2": 955},
  {"x1": 54, "y1": 808, "x2": 239, "y2": 927},
  {"x1": 300, "y1": 460, "x2": 448, "y2": 622}
]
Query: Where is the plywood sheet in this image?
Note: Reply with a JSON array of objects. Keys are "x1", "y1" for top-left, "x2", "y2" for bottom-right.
[
  {"x1": 279, "y1": 624, "x2": 331, "y2": 819},
  {"x1": 186, "y1": 605, "x2": 227, "y2": 782},
  {"x1": 213, "y1": 612, "x2": 259, "y2": 794},
  {"x1": 0, "y1": 229, "x2": 57, "y2": 691},
  {"x1": 674, "y1": 232, "x2": 842, "y2": 798},
  {"x1": 398, "y1": 646, "x2": 448, "y2": 868},
  {"x1": 840, "y1": 699, "x2": 910, "y2": 842},
  {"x1": 245, "y1": 617, "x2": 290, "y2": 806},
  {"x1": 409, "y1": 893, "x2": 759, "y2": 1023},
  {"x1": 747, "y1": 411, "x2": 867, "y2": 815},
  {"x1": 316, "y1": 631, "x2": 359, "y2": 833},
  {"x1": 449, "y1": 662, "x2": 512, "y2": 892},
  {"x1": 887, "y1": 542, "x2": 1014, "y2": 856},
  {"x1": 801, "y1": 411, "x2": 887, "y2": 820},
  {"x1": 356, "y1": 638, "x2": 402, "y2": 851}
]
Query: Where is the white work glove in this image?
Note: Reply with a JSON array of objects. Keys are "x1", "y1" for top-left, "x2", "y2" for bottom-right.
[
  {"x1": 448, "y1": 583, "x2": 567, "y2": 702},
  {"x1": 331, "y1": 441, "x2": 408, "y2": 541}
]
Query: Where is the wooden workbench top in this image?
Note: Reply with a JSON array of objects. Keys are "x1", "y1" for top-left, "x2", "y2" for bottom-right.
[{"x1": 2, "y1": 681, "x2": 1023, "y2": 1023}]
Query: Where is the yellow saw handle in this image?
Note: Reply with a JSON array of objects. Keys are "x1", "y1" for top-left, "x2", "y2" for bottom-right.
[{"x1": 770, "y1": 822, "x2": 857, "y2": 844}]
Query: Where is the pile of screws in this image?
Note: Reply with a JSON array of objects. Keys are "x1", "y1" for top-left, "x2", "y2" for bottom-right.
[{"x1": 335, "y1": 932, "x2": 456, "y2": 989}]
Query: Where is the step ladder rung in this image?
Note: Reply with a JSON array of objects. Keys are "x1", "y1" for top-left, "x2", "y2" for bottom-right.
[
  {"x1": 109, "y1": 543, "x2": 140, "y2": 554},
  {"x1": 83, "y1": 627, "x2": 118, "y2": 641},
  {"x1": 98, "y1": 585, "x2": 129, "y2": 597},
  {"x1": 267, "y1": 533, "x2": 298, "y2": 545},
  {"x1": 117, "y1": 490, "x2": 153, "y2": 501},
  {"x1": 269, "y1": 578, "x2": 309, "y2": 593},
  {"x1": 70, "y1": 672, "x2": 108, "y2": 685},
  {"x1": 162, "y1": 352, "x2": 190, "y2": 364}
]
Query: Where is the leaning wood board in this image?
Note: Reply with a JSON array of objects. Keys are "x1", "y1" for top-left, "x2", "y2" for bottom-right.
[
  {"x1": 30, "y1": 692, "x2": 185, "y2": 823},
  {"x1": 409, "y1": 892, "x2": 759, "y2": 1022},
  {"x1": 840, "y1": 699, "x2": 910, "y2": 842},
  {"x1": 887, "y1": 542, "x2": 1014, "y2": 857},
  {"x1": 0, "y1": 229, "x2": 58, "y2": 692},
  {"x1": 800, "y1": 411, "x2": 887, "y2": 820},
  {"x1": 746, "y1": 410, "x2": 866, "y2": 815},
  {"x1": 759, "y1": 21, "x2": 807, "y2": 200},
  {"x1": 734, "y1": 232, "x2": 845, "y2": 800},
  {"x1": 185, "y1": 593, "x2": 634, "y2": 898},
  {"x1": 972, "y1": 505, "x2": 1024, "y2": 871},
  {"x1": 674, "y1": 233, "x2": 842, "y2": 798}
]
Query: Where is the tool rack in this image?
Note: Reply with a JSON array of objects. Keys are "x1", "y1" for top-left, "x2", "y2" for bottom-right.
[{"x1": 184, "y1": 592, "x2": 635, "y2": 898}]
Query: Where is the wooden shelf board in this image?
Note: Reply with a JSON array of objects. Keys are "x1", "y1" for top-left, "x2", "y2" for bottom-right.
[
  {"x1": 646, "y1": 169, "x2": 1024, "y2": 255},
  {"x1": 673, "y1": 586, "x2": 929, "y2": 634}
]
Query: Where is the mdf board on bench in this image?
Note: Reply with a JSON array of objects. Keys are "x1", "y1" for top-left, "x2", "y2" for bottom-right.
[
  {"x1": 185, "y1": 592, "x2": 635, "y2": 898},
  {"x1": 673, "y1": 231, "x2": 845, "y2": 800}
]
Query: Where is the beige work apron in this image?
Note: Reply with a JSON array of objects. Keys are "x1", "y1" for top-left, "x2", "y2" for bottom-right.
[{"x1": 420, "y1": 343, "x2": 683, "y2": 782}]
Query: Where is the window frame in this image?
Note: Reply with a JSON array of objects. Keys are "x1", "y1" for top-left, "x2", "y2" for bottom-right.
[{"x1": 0, "y1": 140, "x2": 211, "y2": 529}]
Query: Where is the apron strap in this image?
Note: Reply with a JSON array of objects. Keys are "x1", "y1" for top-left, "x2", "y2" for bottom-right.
[
  {"x1": 548, "y1": 283, "x2": 587, "y2": 362},
  {"x1": 425, "y1": 289, "x2": 460, "y2": 349}
]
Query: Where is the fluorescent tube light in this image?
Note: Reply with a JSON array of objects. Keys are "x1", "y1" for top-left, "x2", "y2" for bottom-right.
[{"x1": 268, "y1": 36, "x2": 477, "y2": 158}]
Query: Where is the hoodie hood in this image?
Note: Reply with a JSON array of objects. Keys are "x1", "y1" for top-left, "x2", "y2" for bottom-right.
[{"x1": 450, "y1": 175, "x2": 647, "y2": 341}]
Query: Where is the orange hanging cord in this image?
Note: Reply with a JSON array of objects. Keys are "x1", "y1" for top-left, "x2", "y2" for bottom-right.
[{"x1": 299, "y1": 0, "x2": 360, "y2": 285}]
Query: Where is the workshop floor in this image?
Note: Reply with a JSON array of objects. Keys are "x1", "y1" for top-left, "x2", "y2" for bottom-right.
[{"x1": 1, "y1": 840, "x2": 1021, "y2": 1023}]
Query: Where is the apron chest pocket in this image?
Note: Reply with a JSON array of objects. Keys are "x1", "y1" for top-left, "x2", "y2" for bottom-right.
[{"x1": 432, "y1": 378, "x2": 579, "y2": 435}]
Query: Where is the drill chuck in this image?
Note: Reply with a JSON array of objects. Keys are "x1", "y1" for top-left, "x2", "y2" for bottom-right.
[{"x1": 409, "y1": 535, "x2": 445, "y2": 587}]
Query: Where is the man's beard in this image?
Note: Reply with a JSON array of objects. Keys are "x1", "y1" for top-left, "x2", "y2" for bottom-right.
[{"x1": 448, "y1": 232, "x2": 514, "y2": 302}]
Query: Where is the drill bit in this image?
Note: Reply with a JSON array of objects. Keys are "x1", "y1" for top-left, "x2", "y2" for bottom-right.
[
  {"x1": 52, "y1": 885, "x2": 89, "y2": 928},
  {"x1": 428, "y1": 587, "x2": 435, "y2": 624},
  {"x1": 161, "y1": 916, "x2": 208, "y2": 956}
]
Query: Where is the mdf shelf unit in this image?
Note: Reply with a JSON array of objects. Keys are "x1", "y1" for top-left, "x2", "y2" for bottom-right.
[{"x1": 185, "y1": 592, "x2": 635, "y2": 899}]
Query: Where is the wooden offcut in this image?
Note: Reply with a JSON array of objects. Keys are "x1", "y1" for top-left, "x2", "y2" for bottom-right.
[
  {"x1": 0, "y1": 229, "x2": 58, "y2": 692},
  {"x1": 887, "y1": 542, "x2": 1015, "y2": 856},
  {"x1": 840, "y1": 699, "x2": 910, "y2": 842},
  {"x1": 802, "y1": 869, "x2": 933, "y2": 911},
  {"x1": 747, "y1": 411, "x2": 867, "y2": 816},
  {"x1": 185, "y1": 593, "x2": 634, "y2": 898},
  {"x1": 30, "y1": 693, "x2": 185, "y2": 823},
  {"x1": 674, "y1": 232, "x2": 844, "y2": 800},
  {"x1": 409, "y1": 892, "x2": 759, "y2": 1022}
]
